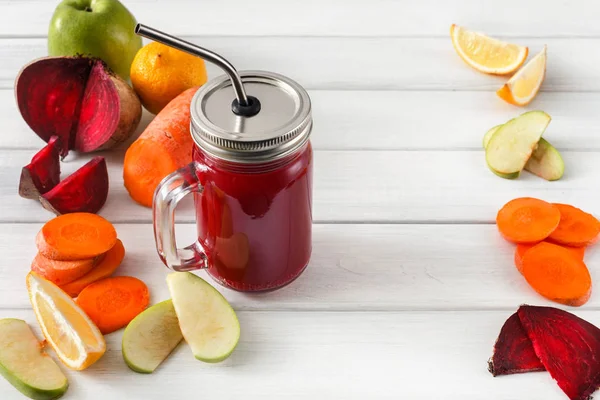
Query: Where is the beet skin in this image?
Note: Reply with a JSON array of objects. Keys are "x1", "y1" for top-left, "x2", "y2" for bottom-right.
[
  {"x1": 40, "y1": 157, "x2": 109, "y2": 215},
  {"x1": 18, "y1": 136, "x2": 62, "y2": 199},
  {"x1": 488, "y1": 312, "x2": 545, "y2": 376}
]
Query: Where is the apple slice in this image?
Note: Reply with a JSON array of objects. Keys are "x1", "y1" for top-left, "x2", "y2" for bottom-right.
[
  {"x1": 0, "y1": 319, "x2": 68, "y2": 400},
  {"x1": 122, "y1": 300, "x2": 183, "y2": 374},
  {"x1": 483, "y1": 125, "x2": 519, "y2": 179},
  {"x1": 483, "y1": 122, "x2": 563, "y2": 181},
  {"x1": 166, "y1": 272, "x2": 240, "y2": 363},
  {"x1": 485, "y1": 111, "x2": 551, "y2": 175}
]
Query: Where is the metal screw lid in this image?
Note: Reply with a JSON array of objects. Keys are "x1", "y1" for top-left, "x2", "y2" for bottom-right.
[{"x1": 190, "y1": 71, "x2": 312, "y2": 163}]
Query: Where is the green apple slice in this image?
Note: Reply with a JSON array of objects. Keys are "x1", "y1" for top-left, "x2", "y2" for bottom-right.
[
  {"x1": 524, "y1": 138, "x2": 564, "y2": 181},
  {"x1": 482, "y1": 124, "x2": 502, "y2": 149},
  {"x1": 122, "y1": 300, "x2": 183, "y2": 374},
  {"x1": 485, "y1": 111, "x2": 551, "y2": 175},
  {"x1": 0, "y1": 319, "x2": 68, "y2": 400},
  {"x1": 483, "y1": 123, "x2": 563, "y2": 181},
  {"x1": 167, "y1": 272, "x2": 240, "y2": 363},
  {"x1": 483, "y1": 125, "x2": 519, "y2": 179}
]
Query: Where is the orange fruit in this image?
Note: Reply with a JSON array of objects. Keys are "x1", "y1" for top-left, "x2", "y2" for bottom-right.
[
  {"x1": 130, "y1": 42, "x2": 208, "y2": 114},
  {"x1": 27, "y1": 272, "x2": 106, "y2": 370},
  {"x1": 450, "y1": 24, "x2": 528, "y2": 75},
  {"x1": 497, "y1": 46, "x2": 547, "y2": 106}
]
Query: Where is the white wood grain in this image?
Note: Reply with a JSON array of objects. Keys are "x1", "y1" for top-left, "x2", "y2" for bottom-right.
[
  {"x1": 0, "y1": 308, "x2": 593, "y2": 400},
  {"x1": 5, "y1": 89, "x2": 600, "y2": 151},
  {"x1": 2, "y1": 37, "x2": 599, "y2": 91},
  {"x1": 2, "y1": 0, "x2": 599, "y2": 37},
  {"x1": 1, "y1": 224, "x2": 600, "y2": 311},
  {"x1": 2, "y1": 149, "x2": 599, "y2": 223}
]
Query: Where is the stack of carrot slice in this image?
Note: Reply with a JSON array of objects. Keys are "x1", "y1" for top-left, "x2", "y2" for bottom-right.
[
  {"x1": 497, "y1": 197, "x2": 600, "y2": 306},
  {"x1": 31, "y1": 213, "x2": 125, "y2": 297}
]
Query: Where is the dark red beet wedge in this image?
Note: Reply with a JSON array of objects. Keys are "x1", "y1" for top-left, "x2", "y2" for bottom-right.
[
  {"x1": 19, "y1": 136, "x2": 62, "y2": 199},
  {"x1": 518, "y1": 305, "x2": 600, "y2": 400},
  {"x1": 40, "y1": 157, "x2": 109, "y2": 215},
  {"x1": 488, "y1": 312, "x2": 545, "y2": 376},
  {"x1": 15, "y1": 57, "x2": 141, "y2": 157}
]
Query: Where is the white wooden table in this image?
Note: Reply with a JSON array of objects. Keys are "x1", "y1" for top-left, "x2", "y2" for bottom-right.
[{"x1": 1, "y1": 1, "x2": 600, "y2": 398}]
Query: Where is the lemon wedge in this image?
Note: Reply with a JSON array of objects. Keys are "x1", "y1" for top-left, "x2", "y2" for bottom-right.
[
  {"x1": 450, "y1": 24, "x2": 528, "y2": 75},
  {"x1": 497, "y1": 46, "x2": 547, "y2": 106},
  {"x1": 26, "y1": 272, "x2": 106, "y2": 370}
]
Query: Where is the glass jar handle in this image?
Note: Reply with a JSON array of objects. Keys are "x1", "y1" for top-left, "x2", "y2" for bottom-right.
[{"x1": 153, "y1": 161, "x2": 208, "y2": 271}]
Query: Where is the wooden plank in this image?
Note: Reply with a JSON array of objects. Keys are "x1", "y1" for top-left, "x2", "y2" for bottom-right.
[
  {"x1": 0, "y1": 308, "x2": 592, "y2": 399},
  {"x1": 6, "y1": 89, "x2": 600, "y2": 151},
  {"x1": 1, "y1": 0, "x2": 599, "y2": 37},
  {"x1": 2, "y1": 149, "x2": 599, "y2": 223},
  {"x1": 2, "y1": 223, "x2": 600, "y2": 310},
  {"x1": 2, "y1": 37, "x2": 599, "y2": 91}
]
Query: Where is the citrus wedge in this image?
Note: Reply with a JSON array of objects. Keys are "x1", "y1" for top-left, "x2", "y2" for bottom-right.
[
  {"x1": 450, "y1": 24, "x2": 528, "y2": 75},
  {"x1": 497, "y1": 46, "x2": 547, "y2": 106},
  {"x1": 26, "y1": 272, "x2": 105, "y2": 371}
]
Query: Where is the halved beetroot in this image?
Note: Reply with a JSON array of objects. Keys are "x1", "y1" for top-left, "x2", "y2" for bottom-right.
[
  {"x1": 40, "y1": 157, "x2": 109, "y2": 215},
  {"x1": 488, "y1": 312, "x2": 545, "y2": 376},
  {"x1": 19, "y1": 136, "x2": 61, "y2": 199},
  {"x1": 15, "y1": 57, "x2": 141, "y2": 157},
  {"x1": 519, "y1": 305, "x2": 600, "y2": 400}
]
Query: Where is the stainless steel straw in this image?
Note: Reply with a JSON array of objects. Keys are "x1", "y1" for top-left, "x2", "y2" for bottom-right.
[{"x1": 135, "y1": 23, "x2": 249, "y2": 107}]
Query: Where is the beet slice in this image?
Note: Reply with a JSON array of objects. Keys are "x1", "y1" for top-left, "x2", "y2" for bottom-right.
[
  {"x1": 15, "y1": 56, "x2": 141, "y2": 156},
  {"x1": 518, "y1": 305, "x2": 600, "y2": 400},
  {"x1": 488, "y1": 312, "x2": 545, "y2": 376},
  {"x1": 40, "y1": 157, "x2": 109, "y2": 215},
  {"x1": 19, "y1": 136, "x2": 62, "y2": 199}
]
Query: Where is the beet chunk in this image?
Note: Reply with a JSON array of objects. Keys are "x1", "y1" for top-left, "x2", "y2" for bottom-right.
[
  {"x1": 40, "y1": 157, "x2": 109, "y2": 215},
  {"x1": 19, "y1": 136, "x2": 62, "y2": 199},
  {"x1": 488, "y1": 312, "x2": 545, "y2": 376},
  {"x1": 519, "y1": 305, "x2": 600, "y2": 400},
  {"x1": 15, "y1": 56, "x2": 141, "y2": 156}
]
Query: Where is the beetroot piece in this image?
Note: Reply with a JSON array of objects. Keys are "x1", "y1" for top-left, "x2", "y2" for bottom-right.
[
  {"x1": 15, "y1": 57, "x2": 141, "y2": 157},
  {"x1": 518, "y1": 305, "x2": 600, "y2": 400},
  {"x1": 19, "y1": 136, "x2": 62, "y2": 199},
  {"x1": 40, "y1": 157, "x2": 109, "y2": 215},
  {"x1": 488, "y1": 312, "x2": 545, "y2": 376}
]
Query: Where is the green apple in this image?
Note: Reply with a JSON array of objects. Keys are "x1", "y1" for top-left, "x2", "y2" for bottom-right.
[
  {"x1": 122, "y1": 300, "x2": 183, "y2": 374},
  {"x1": 483, "y1": 121, "x2": 563, "y2": 181},
  {"x1": 48, "y1": 0, "x2": 142, "y2": 80},
  {"x1": 485, "y1": 111, "x2": 551, "y2": 175},
  {"x1": 0, "y1": 319, "x2": 68, "y2": 400},
  {"x1": 167, "y1": 272, "x2": 240, "y2": 363}
]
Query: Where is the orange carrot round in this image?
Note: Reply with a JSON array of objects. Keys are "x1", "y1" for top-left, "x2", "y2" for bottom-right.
[
  {"x1": 31, "y1": 252, "x2": 100, "y2": 285},
  {"x1": 548, "y1": 203, "x2": 600, "y2": 247},
  {"x1": 496, "y1": 198, "x2": 560, "y2": 243},
  {"x1": 61, "y1": 239, "x2": 125, "y2": 297},
  {"x1": 76, "y1": 276, "x2": 149, "y2": 334},
  {"x1": 37, "y1": 213, "x2": 117, "y2": 261},
  {"x1": 521, "y1": 242, "x2": 591, "y2": 307},
  {"x1": 514, "y1": 242, "x2": 585, "y2": 274},
  {"x1": 123, "y1": 87, "x2": 199, "y2": 207}
]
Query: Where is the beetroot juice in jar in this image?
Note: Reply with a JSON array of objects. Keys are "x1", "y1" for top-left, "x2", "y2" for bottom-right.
[{"x1": 154, "y1": 69, "x2": 313, "y2": 292}]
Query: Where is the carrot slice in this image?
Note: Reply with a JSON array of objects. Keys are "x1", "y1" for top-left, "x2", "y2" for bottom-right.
[
  {"x1": 31, "y1": 252, "x2": 102, "y2": 286},
  {"x1": 61, "y1": 239, "x2": 125, "y2": 297},
  {"x1": 36, "y1": 213, "x2": 117, "y2": 261},
  {"x1": 548, "y1": 203, "x2": 600, "y2": 247},
  {"x1": 496, "y1": 198, "x2": 560, "y2": 243},
  {"x1": 514, "y1": 243, "x2": 585, "y2": 274},
  {"x1": 76, "y1": 276, "x2": 150, "y2": 334},
  {"x1": 521, "y1": 242, "x2": 591, "y2": 307}
]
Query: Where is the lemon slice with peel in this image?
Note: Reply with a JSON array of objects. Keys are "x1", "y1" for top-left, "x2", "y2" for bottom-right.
[
  {"x1": 497, "y1": 46, "x2": 547, "y2": 106},
  {"x1": 450, "y1": 24, "x2": 528, "y2": 75},
  {"x1": 27, "y1": 272, "x2": 106, "y2": 370}
]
